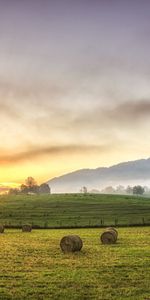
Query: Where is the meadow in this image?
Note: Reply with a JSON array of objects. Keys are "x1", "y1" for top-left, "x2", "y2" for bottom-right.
[
  {"x1": 0, "y1": 193, "x2": 150, "y2": 228},
  {"x1": 0, "y1": 194, "x2": 150, "y2": 299},
  {"x1": 0, "y1": 227, "x2": 150, "y2": 300}
]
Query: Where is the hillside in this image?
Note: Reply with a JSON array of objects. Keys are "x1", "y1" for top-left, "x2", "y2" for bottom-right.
[
  {"x1": 47, "y1": 158, "x2": 150, "y2": 193},
  {"x1": 0, "y1": 194, "x2": 150, "y2": 228}
]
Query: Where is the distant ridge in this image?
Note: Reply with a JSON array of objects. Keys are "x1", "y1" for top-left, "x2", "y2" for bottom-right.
[{"x1": 47, "y1": 158, "x2": 150, "y2": 193}]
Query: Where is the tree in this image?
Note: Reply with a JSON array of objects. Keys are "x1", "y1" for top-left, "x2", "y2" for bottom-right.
[
  {"x1": 101, "y1": 186, "x2": 115, "y2": 194},
  {"x1": 21, "y1": 177, "x2": 39, "y2": 194},
  {"x1": 25, "y1": 177, "x2": 37, "y2": 188},
  {"x1": 20, "y1": 184, "x2": 28, "y2": 194},
  {"x1": 8, "y1": 188, "x2": 19, "y2": 195},
  {"x1": 80, "y1": 186, "x2": 88, "y2": 194},
  {"x1": 133, "y1": 185, "x2": 144, "y2": 195},
  {"x1": 39, "y1": 183, "x2": 51, "y2": 194},
  {"x1": 116, "y1": 185, "x2": 125, "y2": 194},
  {"x1": 126, "y1": 185, "x2": 133, "y2": 194}
]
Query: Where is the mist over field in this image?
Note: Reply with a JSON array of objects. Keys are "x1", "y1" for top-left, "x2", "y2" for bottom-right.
[{"x1": 47, "y1": 158, "x2": 150, "y2": 193}]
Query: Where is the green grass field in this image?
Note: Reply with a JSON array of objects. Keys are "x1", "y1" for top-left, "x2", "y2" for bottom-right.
[
  {"x1": 0, "y1": 227, "x2": 150, "y2": 300},
  {"x1": 0, "y1": 194, "x2": 150, "y2": 227}
]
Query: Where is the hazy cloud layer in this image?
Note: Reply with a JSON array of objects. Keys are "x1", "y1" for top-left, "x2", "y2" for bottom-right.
[
  {"x1": 0, "y1": 144, "x2": 113, "y2": 165},
  {"x1": 0, "y1": 1, "x2": 150, "y2": 181},
  {"x1": 73, "y1": 100, "x2": 150, "y2": 128},
  {"x1": 1, "y1": 97, "x2": 150, "y2": 165}
]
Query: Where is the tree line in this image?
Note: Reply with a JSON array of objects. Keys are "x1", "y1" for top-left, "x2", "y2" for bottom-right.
[
  {"x1": 9, "y1": 177, "x2": 51, "y2": 195},
  {"x1": 81, "y1": 185, "x2": 146, "y2": 195}
]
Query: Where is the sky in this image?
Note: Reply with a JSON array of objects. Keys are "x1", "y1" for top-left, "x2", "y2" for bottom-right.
[{"x1": 1, "y1": 0, "x2": 150, "y2": 186}]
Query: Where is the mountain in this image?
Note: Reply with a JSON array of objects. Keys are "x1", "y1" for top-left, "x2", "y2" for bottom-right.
[{"x1": 47, "y1": 158, "x2": 150, "y2": 193}]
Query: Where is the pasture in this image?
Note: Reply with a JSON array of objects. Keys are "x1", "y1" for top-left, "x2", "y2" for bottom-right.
[
  {"x1": 0, "y1": 227, "x2": 150, "y2": 300},
  {"x1": 0, "y1": 194, "x2": 150, "y2": 228}
]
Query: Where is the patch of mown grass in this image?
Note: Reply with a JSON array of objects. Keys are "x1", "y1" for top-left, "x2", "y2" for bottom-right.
[{"x1": 0, "y1": 227, "x2": 150, "y2": 299}]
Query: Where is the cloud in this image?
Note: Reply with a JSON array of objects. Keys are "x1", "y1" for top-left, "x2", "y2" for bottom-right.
[
  {"x1": 1, "y1": 69, "x2": 150, "y2": 153},
  {"x1": 71, "y1": 100, "x2": 150, "y2": 130},
  {"x1": 0, "y1": 102, "x2": 20, "y2": 120},
  {"x1": 0, "y1": 143, "x2": 112, "y2": 165},
  {"x1": 109, "y1": 100, "x2": 150, "y2": 121}
]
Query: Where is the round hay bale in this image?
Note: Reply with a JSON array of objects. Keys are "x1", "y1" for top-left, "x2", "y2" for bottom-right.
[
  {"x1": 22, "y1": 224, "x2": 32, "y2": 232},
  {"x1": 106, "y1": 227, "x2": 118, "y2": 237},
  {"x1": 100, "y1": 229, "x2": 117, "y2": 244},
  {"x1": 0, "y1": 225, "x2": 4, "y2": 233},
  {"x1": 60, "y1": 235, "x2": 83, "y2": 253}
]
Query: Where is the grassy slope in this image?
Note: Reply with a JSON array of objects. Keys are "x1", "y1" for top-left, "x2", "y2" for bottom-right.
[
  {"x1": 0, "y1": 194, "x2": 150, "y2": 227},
  {"x1": 0, "y1": 227, "x2": 150, "y2": 300}
]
